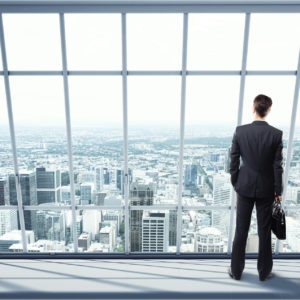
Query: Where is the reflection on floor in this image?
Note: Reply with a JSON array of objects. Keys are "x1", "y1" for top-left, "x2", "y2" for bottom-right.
[{"x1": 0, "y1": 258, "x2": 299, "y2": 300}]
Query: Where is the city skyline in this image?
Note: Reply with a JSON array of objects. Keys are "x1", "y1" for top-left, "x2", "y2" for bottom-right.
[{"x1": 0, "y1": 125, "x2": 299, "y2": 254}]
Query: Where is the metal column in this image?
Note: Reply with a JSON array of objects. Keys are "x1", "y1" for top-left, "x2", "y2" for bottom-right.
[
  {"x1": 121, "y1": 13, "x2": 130, "y2": 254},
  {"x1": 176, "y1": 13, "x2": 188, "y2": 255},
  {"x1": 59, "y1": 13, "x2": 78, "y2": 252}
]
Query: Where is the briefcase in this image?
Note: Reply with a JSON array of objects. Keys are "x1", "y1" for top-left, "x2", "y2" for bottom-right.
[{"x1": 271, "y1": 201, "x2": 286, "y2": 240}]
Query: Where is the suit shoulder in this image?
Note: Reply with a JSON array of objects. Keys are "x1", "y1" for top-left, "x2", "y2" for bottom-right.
[
  {"x1": 267, "y1": 124, "x2": 283, "y2": 135},
  {"x1": 235, "y1": 123, "x2": 251, "y2": 132}
]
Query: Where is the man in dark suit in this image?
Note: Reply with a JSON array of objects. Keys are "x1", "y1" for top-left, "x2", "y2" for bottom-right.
[{"x1": 228, "y1": 94, "x2": 283, "y2": 281}]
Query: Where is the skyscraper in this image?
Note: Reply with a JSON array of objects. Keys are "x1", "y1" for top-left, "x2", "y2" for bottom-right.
[
  {"x1": 80, "y1": 183, "x2": 94, "y2": 205},
  {"x1": 103, "y1": 168, "x2": 110, "y2": 185},
  {"x1": 36, "y1": 208, "x2": 65, "y2": 242},
  {"x1": 184, "y1": 164, "x2": 198, "y2": 191},
  {"x1": 142, "y1": 211, "x2": 169, "y2": 252},
  {"x1": 0, "y1": 210, "x2": 18, "y2": 236},
  {"x1": 95, "y1": 166, "x2": 103, "y2": 192},
  {"x1": 212, "y1": 172, "x2": 232, "y2": 233},
  {"x1": 130, "y1": 183, "x2": 154, "y2": 252},
  {"x1": 8, "y1": 172, "x2": 37, "y2": 230},
  {"x1": 36, "y1": 167, "x2": 61, "y2": 205},
  {"x1": 116, "y1": 168, "x2": 132, "y2": 195},
  {"x1": 0, "y1": 177, "x2": 8, "y2": 206}
]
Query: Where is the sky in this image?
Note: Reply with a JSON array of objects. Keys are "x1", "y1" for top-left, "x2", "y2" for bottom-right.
[{"x1": 0, "y1": 12, "x2": 300, "y2": 130}]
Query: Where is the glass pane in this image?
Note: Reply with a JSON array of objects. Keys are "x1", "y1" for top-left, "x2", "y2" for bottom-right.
[
  {"x1": 10, "y1": 77, "x2": 65, "y2": 127},
  {"x1": 3, "y1": 14, "x2": 61, "y2": 70},
  {"x1": 282, "y1": 208, "x2": 300, "y2": 252},
  {"x1": 127, "y1": 14, "x2": 183, "y2": 70},
  {"x1": 65, "y1": 14, "x2": 121, "y2": 70},
  {"x1": 181, "y1": 76, "x2": 239, "y2": 253},
  {"x1": 242, "y1": 77, "x2": 294, "y2": 129},
  {"x1": 8, "y1": 76, "x2": 68, "y2": 250},
  {"x1": 0, "y1": 79, "x2": 14, "y2": 210},
  {"x1": 284, "y1": 82, "x2": 300, "y2": 253},
  {"x1": 69, "y1": 76, "x2": 124, "y2": 253},
  {"x1": 247, "y1": 14, "x2": 300, "y2": 70},
  {"x1": 188, "y1": 14, "x2": 245, "y2": 70},
  {"x1": 69, "y1": 76, "x2": 122, "y2": 127},
  {"x1": 186, "y1": 76, "x2": 240, "y2": 127},
  {"x1": 128, "y1": 76, "x2": 181, "y2": 252}
]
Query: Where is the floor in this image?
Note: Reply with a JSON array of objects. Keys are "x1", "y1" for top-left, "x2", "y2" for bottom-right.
[{"x1": 0, "y1": 258, "x2": 299, "y2": 300}]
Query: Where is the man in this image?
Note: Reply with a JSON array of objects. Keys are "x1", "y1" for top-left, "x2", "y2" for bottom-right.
[{"x1": 228, "y1": 94, "x2": 283, "y2": 281}]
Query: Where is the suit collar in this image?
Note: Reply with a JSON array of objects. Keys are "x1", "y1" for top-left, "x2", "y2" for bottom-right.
[{"x1": 252, "y1": 120, "x2": 268, "y2": 125}]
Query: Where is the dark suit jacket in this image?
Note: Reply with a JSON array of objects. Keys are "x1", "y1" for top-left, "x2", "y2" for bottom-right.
[{"x1": 230, "y1": 121, "x2": 283, "y2": 198}]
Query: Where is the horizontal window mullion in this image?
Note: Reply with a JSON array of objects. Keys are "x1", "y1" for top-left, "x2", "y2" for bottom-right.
[{"x1": 0, "y1": 70, "x2": 298, "y2": 76}]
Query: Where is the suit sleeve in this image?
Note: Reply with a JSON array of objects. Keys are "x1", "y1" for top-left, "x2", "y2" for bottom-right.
[
  {"x1": 229, "y1": 129, "x2": 240, "y2": 187},
  {"x1": 273, "y1": 131, "x2": 283, "y2": 196}
]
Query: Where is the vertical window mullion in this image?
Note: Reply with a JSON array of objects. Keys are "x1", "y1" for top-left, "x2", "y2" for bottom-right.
[
  {"x1": 0, "y1": 14, "x2": 28, "y2": 252},
  {"x1": 176, "y1": 12, "x2": 188, "y2": 255},
  {"x1": 227, "y1": 12, "x2": 251, "y2": 254},
  {"x1": 59, "y1": 12, "x2": 78, "y2": 253},
  {"x1": 121, "y1": 12, "x2": 129, "y2": 254}
]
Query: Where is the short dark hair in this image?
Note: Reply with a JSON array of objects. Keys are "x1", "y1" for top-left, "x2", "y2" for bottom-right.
[{"x1": 253, "y1": 94, "x2": 272, "y2": 118}]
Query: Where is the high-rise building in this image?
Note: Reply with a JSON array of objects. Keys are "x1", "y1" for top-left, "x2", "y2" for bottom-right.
[
  {"x1": 142, "y1": 211, "x2": 169, "y2": 252},
  {"x1": 130, "y1": 183, "x2": 154, "y2": 252},
  {"x1": 99, "y1": 223, "x2": 116, "y2": 251},
  {"x1": 78, "y1": 232, "x2": 91, "y2": 251},
  {"x1": 95, "y1": 192, "x2": 106, "y2": 206},
  {"x1": 0, "y1": 210, "x2": 18, "y2": 236},
  {"x1": 184, "y1": 164, "x2": 198, "y2": 190},
  {"x1": 61, "y1": 186, "x2": 71, "y2": 204},
  {"x1": 225, "y1": 147, "x2": 231, "y2": 173},
  {"x1": 36, "y1": 167, "x2": 61, "y2": 205},
  {"x1": 103, "y1": 168, "x2": 110, "y2": 185},
  {"x1": 82, "y1": 210, "x2": 101, "y2": 240},
  {"x1": 212, "y1": 172, "x2": 232, "y2": 233},
  {"x1": 80, "y1": 183, "x2": 94, "y2": 205},
  {"x1": 95, "y1": 167, "x2": 103, "y2": 192},
  {"x1": 168, "y1": 210, "x2": 177, "y2": 246},
  {"x1": 0, "y1": 177, "x2": 8, "y2": 206},
  {"x1": 102, "y1": 210, "x2": 121, "y2": 233},
  {"x1": 8, "y1": 172, "x2": 37, "y2": 231},
  {"x1": 116, "y1": 169, "x2": 132, "y2": 195},
  {"x1": 36, "y1": 209, "x2": 65, "y2": 242}
]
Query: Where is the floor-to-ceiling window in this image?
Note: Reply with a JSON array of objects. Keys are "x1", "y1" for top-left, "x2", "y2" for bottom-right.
[{"x1": 0, "y1": 1, "x2": 299, "y2": 256}]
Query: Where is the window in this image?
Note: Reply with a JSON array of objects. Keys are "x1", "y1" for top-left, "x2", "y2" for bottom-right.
[{"x1": 0, "y1": 1, "x2": 299, "y2": 256}]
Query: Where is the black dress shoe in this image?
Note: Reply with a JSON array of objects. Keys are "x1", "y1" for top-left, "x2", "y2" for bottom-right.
[
  {"x1": 227, "y1": 267, "x2": 241, "y2": 280},
  {"x1": 259, "y1": 272, "x2": 274, "y2": 281}
]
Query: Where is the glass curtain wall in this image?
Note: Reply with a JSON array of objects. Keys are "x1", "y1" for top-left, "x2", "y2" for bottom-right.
[{"x1": 0, "y1": 2, "x2": 300, "y2": 256}]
